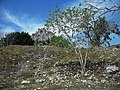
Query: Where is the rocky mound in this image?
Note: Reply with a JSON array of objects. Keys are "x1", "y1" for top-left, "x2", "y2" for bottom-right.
[{"x1": 0, "y1": 45, "x2": 120, "y2": 90}]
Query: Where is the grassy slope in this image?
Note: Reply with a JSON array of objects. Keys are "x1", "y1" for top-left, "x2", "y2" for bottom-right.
[{"x1": 0, "y1": 45, "x2": 120, "y2": 90}]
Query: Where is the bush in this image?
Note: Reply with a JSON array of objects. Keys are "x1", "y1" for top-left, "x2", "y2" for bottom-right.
[
  {"x1": 0, "y1": 38, "x2": 5, "y2": 47},
  {"x1": 116, "y1": 44, "x2": 120, "y2": 48},
  {"x1": 34, "y1": 35, "x2": 72, "y2": 48},
  {"x1": 4, "y1": 32, "x2": 34, "y2": 46},
  {"x1": 50, "y1": 36, "x2": 72, "y2": 48}
]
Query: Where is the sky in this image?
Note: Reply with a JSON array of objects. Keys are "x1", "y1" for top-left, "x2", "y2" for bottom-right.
[
  {"x1": 0, "y1": 0, "x2": 79, "y2": 35},
  {"x1": 0, "y1": 0, "x2": 120, "y2": 45}
]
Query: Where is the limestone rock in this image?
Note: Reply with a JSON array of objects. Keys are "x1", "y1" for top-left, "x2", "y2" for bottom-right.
[{"x1": 106, "y1": 65, "x2": 119, "y2": 74}]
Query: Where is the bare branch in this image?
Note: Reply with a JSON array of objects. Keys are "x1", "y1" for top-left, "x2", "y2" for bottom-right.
[{"x1": 84, "y1": 0, "x2": 120, "y2": 17}]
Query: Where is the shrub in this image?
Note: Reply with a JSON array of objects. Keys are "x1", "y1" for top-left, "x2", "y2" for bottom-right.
[
  {"x1": 50, "y1": 36, "x2": 72, "y2": 48},
  {"x1": 4, "y1": 32, "x2": 34, "y2": 46},
  {"x1": 116, "y1": 44, "x2": 120, "y2": 48}
]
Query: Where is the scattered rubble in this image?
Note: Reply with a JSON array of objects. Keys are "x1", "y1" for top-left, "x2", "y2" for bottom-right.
[{"x1": 0, "y1": 45, "x2": 120, "y2": 90}]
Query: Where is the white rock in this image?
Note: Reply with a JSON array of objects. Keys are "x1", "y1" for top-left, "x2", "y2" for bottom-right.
[
  {"x1": 34, "y1": 88, "x2": 41, "y2": 90},
  {"x1": 88, "y1": 85, "x2": 91, "y2": 88},
  {"x1": 21, "y1": 80, "x2": 30, "y2": 84},
  {"x1": 48, "y1": 76, "x2": 54, "y2": 81},
  {"x1": 35, "y1": 79, "x2": 45, "y2": 83},
  {"x1": 27, "y1": 61, "x2": 30, "y2": 63},
  {"x1": 42, "y1": 72, "x2": 46, "y2": 77},
  {"x1": 37, "y1": 88, "x2": 41, "y2": 90},
  {"x1": 74, "y1": 74, "x2": 79, "y2": 78},
  {"x1": 84, "y1": 72, "x2": 88, "y2": 76},
  {"x1": 106, "y1": 65, "x2": 119, "y2": 73},
  {"x1": 21, "y1": 85, "x2": 25, "y2": 88},
  {"x1": 89, "y1": 74, "x2": 94, "y2": 79},
  {"x1": 113, "y1": 48, "x2": 118, "y2": 52},
  {"x1": 101, "y1": 79, "x2": 106, "y2": 83},
  {"x1": 108, "y1": 57, "x2": 110, "y2": 59},
  {"x1": 81, "y1": 80, "x2": 87, "y2": 83}
]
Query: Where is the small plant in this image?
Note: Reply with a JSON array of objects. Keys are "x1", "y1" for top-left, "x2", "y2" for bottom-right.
[
  {"x1": 116, "y1": 45, "x2": 120, "y2": 48},
  {"x1": 19, "y1": 70, "x2": 33, "y2": 79}
]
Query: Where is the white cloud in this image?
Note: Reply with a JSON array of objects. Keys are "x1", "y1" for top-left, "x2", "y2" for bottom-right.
[
  {"x1": 3, "y1": 26, "x2": 15, "y2": 34},
  {"x1": 2, "y1": 9, "x2": 44, "y2": 35},
  {"x1": 0, "y1": 26, "x2": 15, "y2": 38},
  {"x1": 62, "y1": 0, "x2": 80, "y2": 8},
  {"x1": 2, "y1": 26, "x2": 15, "y2": 34}
]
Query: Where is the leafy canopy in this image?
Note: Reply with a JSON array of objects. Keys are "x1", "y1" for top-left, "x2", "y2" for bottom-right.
[
  {"x1": 45, "y1": 5, "x2": 120, "y2": 47},
  {"x1": 45, "y1": 5, "x2": 95, "y2": 47},
  {"x1": 4, "y1": 32, "x2": 34, "y2": 46},
  {"x1": 51, "y1": 35, "x2": 72, "y2": 48}
]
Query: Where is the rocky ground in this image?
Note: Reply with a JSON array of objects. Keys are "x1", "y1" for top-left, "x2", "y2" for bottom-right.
[{"x1": 0, "y1": 45, "x2": 120, "y2": 90}]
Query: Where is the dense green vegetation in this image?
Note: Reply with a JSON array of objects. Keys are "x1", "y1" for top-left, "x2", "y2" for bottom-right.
[
  {"x1": 34, "y1": 38, "x2": 50, "y2": 46},
  {"x1": 87, "y1": 17, "x2": 120, "y2": 47},
  {"x1": 2, "y1": 32, "x2": 34, "y2": 46},
  {"x1": 34, "y1": 35, "x2": 72, "y2": 48},
  {"x1": 50, "y1": 36, "x2": 72, "y2": 48},
  {"x1": 0, "y1": 38, "x2": 4, "y2": 47}
]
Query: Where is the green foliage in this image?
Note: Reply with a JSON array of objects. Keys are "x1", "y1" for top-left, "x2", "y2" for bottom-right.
[
  {"x1": 41, "y1": 40, "x2": 46, "y2": 45},
  {"x1": 0, "y1": 30, "x2": 5, "y2": 47},
  {"x1": 92, "y1": 17, "x2": 110, "y2": 46},
  {"x1": 4, "y1": 32, "x2": 34, "y2": 46},
  {"x1": 0, "y1": 38, "x2": 5, "y2": 47},
  {"x1": 19, "y1": 70, "x2": 33, "y2": 79},
  {"x1": 51, "y1": 36, "x2": 72, "y2": 48},
  {"x1": 34, "y1": 35, "x2": 72, "y2": 48},
  {"x1": 84, "y1": 17, "x2": 120, "y2": 47},
  {"x1": 116, "y1": 44, "x2": 120, "y2": 48},
  {"x1": 45, "y1": 4, "x2": 120, "y2": 75},
  {"x1": 34, "y1": 38, "x2": 51, "y2": 46},
  {"x1": 45, "y1": 5, "x2": 120, "y2": 47},
  {"x1": 45, "y1": 5, "x2": 95, "y2": 48}
]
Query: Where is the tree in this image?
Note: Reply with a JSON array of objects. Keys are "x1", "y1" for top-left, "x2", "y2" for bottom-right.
[
  {"x1": 84, "y1": 0, "x2": 120, "y2": 16},
  {"x1": 45, "y1": 5, "x2": 93, "y2": 75},
  {"x1": 45, "y1": 5, "x2": 120, "y2": 75},
  {"x1": 4, "y1": 32, "x2": 34, "y2": 46},
  {"x1": 50, "y1": 35, "x2": 72, "y2": 48},
  {"x1": 83, "y1": 0, "x2": 120, "y2": 40},
  {"x1": 0, "y1": 30, "x2": 4, "y2": 39},
  {"x1": 0, "y1": 30, "x2": 4, "y2": 47},
  {"x1": 83, "y1": 0, "x2": 120, "y2": 41},
  {"x1": 0, "y1": 38, "x2": 5, "y2": 47},
  {"x1": 84, "y1": 17, "x2": 120, "y2": 47}
]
